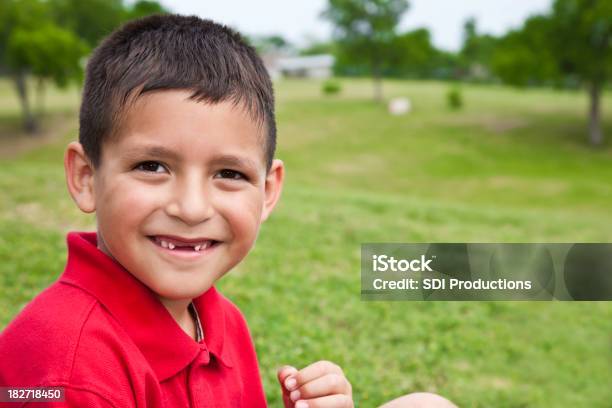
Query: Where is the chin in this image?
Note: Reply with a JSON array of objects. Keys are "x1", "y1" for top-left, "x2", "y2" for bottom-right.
[{"x1": 151, "y1": 278, "x2": 215, "y2": 301}]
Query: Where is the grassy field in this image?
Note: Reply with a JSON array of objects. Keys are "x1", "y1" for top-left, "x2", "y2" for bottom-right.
[{"x1": 0, "y1": 78, "x2": 610, "y2": 407}]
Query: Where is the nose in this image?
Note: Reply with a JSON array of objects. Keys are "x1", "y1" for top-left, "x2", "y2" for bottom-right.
[{"x1": 165, "y1": 173, "x2": 214, "y2": 225}]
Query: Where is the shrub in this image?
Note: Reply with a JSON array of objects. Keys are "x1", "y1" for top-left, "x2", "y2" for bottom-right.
[
  {"x1": 322, "y1": 79, "x2": 341, "y2": 95},
  {"x1": 446, "y1": 86, "x2": 463, "y2": 110}
]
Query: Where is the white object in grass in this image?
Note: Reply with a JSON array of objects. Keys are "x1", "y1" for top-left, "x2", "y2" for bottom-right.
[{"x1": 388, "y1": 97, "x2": 411, "y2": 115}]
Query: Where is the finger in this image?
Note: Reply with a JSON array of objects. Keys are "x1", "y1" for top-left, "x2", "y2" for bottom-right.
[
  {"x1": 286, "y1": 360, "x2": 343, "y2": 391},
  {"x1": 289, "y1": 373, "x2": 350, "y2": 402},
  {"x1": 277, "y1": 365, "x2": 298, "y2": 387},
  {"x1": 295, "y1": 394, "x2": 353, "y2": 408},
  {"x1": 277, "y1": 365, "x2": 298, "y2": 408}
]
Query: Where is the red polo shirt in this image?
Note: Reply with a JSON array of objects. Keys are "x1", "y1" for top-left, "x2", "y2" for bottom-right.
[{"x1": 0, "y1": 232, "x2": 268, "y2": 407}]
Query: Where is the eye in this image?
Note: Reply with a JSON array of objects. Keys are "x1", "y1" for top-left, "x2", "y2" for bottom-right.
[
  {"x1": 216, "y1": 169, "x2": 246, "y2": 180},
  {"x1": 135, "y1": 161, "x2": 168, "y2": 174}
]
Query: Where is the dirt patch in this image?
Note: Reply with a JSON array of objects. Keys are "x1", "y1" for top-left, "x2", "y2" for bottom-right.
[
  {"x1": 328, "y1": 154, "x2": 387, "y2": 175},
  {"x1": 442, "y1": 114, "x2": 529, "y2": 134},
  {"x1": 486, "y1": 376, "x2": 513, "y2": 390},
  {"x1": 484, "y1": 118, "x2": 528, "y2": 133},
  {"x1": 0, "y1": 112, "x2": 77, "y2": 159},
  {"x1": 486, "y1": 176, "x2": 569, "y2": 195}
]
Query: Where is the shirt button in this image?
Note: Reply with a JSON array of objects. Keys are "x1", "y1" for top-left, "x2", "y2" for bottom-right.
[{"x1": 198, "y1": 349, "x2": 210, "y2": 365}]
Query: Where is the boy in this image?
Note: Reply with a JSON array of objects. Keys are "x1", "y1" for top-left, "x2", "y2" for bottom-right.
[
  {"x1": 0, "y1": 14, "x2": 455, "y2": 408},
  {"x1": 0, "y1": 14, "x2": 353, "y2": 407}
]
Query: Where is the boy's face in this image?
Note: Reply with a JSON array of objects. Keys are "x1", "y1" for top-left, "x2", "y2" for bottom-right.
[{"x1": 66, "y1": 90, "x2": 283, "y2": 303}]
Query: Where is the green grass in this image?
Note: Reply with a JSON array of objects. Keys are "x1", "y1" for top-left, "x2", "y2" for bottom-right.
[{"x1": 1, "y1": 78, "x2": 610, "y2": 407}]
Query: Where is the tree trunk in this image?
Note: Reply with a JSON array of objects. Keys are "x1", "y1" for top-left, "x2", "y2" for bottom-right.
[
  {"x1": 13, "y1": 70, "x2": 38, "y2": 134},
  {"x1": 588, "y1": 82, "x2": 603, "y2": 146},
  {"x1": 36, "y1": 77, "x2": 46, "y2": 119},
  {"x1": 372, "y1": 62, "x2": 383, "y2": 102}
]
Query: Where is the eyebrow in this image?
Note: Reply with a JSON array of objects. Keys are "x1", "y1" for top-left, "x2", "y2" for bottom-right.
[
  {"x1": 124, "y1": 145, "x2": 181, "y2": 161},
  {"x1": 125, "y1": 146, "x2": 262, "y2": 170},
  {"x1": 209, "y1": 154, "x2": 261, "y2": 171}
]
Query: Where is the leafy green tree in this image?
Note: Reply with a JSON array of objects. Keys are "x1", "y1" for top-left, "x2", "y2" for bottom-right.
[
  {"x1": 492, "y1": 16, "x2": 559, "y2": 87},
  {"x1": 299, "y1": 41, "x2": 337, "y2": 56},
  {"x1": 0, "y1": 0, "x2": 87, "y2": 132},
  {"x1": 430, "y1": 50, "x2": 461, "y2": 80},
  {"x1": 333, "y1": 27, "x2": 454, "y2": 80},
  {"x1": 49, "y1": 0, "x2": 125, "y2": 47},
  {"x1": 7, "y1": 24, "x2": 88, "y2": 121},
  {"x1": 387, "y1": 28, "x2": 438, "y2": 78},
  {"x1": 493, "y1": 0, "x2": 611, "y2": 146},
  {"x1": 127, "y1": 0, "x2": 168, "y2": 20},
  {"x1": 49, "y1": 0, "x2": 168, "y2": 46},
  {"x1": 549, "y1": 0, "x2": 611, "y2": 145},
  {"x1": 1, "y1": 0, "x2": 168, "y2": 133},
  {"x1": 322, "y1": 0, "x2": 410, "y2": 101}
]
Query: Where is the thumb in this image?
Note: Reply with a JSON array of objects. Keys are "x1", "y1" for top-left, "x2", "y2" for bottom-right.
[{"x1": 277, "y1": 365, "x2": 298, "y2": 408}]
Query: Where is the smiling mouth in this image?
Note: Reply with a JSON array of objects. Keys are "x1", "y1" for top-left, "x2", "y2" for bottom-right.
[{"x1": 147, "y1": 236, "x2": 220, "y2": 252}]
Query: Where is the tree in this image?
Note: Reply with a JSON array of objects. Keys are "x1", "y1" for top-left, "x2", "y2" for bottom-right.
[
  {"x1": 459, "y1": 18, "x2": 497, "y2": 81},
  {"x1": 7, "y1": 24, "x2": 88, "y2": 122},
  {"x1": 322, "y1": 0, "x2": 410, "y2": 101},
  {"x1": 0, "y1": 0, "x2": 168, "y2": 133},
  {"x1": 492, "y1": 0, "x2": 611, "y2": 146},
  {"x1": 387, "y1": 28, "x2": 438, "y2": 78},
  {"x1": 127, "y1": 0, "x2": 168, "y2": 20},
  {"x1": 492, "y1": 15, "x2": 559, "y2": 87},
  {"x1": 549, "y1": 0, "x2": 611, "y2": 146},
  {"x1": 299, "y1": 40, "x2": 336, "y2": 56},
  {"x1": 49, "y1": 0, "x2": 168, "y2": 47},
  {"x1": 49, "y1": 0, "x2": 125, "y2": 47},
  {"x1": 249, "y1": 34, "x2": 294, "y2": 55},
  {"x1": 332, "y1": 27, "x2": 452, "y2": 80},
  {"x1": 0, "y1": 0, "x2": 87, "y2": 132}
]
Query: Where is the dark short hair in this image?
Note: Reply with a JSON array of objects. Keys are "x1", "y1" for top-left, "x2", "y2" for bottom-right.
[{"x1": 79, "y1": 14, "x2": 276, "y2": 170}]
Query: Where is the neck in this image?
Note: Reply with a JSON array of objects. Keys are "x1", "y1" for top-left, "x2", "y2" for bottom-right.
[{"x1": 159, "y1": 297, "x2": 196, "y2": 340}]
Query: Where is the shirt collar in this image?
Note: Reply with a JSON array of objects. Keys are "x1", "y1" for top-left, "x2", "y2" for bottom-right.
[
  {"x1": 59, "y1": 231, "x2": 233, "y2": 381},
  {"x1": 188, "y1": 302, "x2": 204, "y2": 343}
]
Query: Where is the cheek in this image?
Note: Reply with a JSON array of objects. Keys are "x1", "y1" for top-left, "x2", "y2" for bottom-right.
[
  {"x1": 96, "y1": 177, "x2": 160, "y2": 228},
  {"x1": 216, "y1": 189, "x2": 264, "y2": 240}
]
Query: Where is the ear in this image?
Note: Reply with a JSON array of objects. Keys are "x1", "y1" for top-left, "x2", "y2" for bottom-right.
[
  {"x1": 260, "y1": 159, "x2": 285, "y2": 222},
  {"x1": 64, "y1": 141, "x2": 96, "y2": 213}
]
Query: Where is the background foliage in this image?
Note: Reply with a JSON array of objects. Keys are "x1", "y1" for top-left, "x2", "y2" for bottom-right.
[
  {"x1": 1, "y1": 78, "x2": 610, "y2": 407},
  {"x1": 0, "y1": 0, "x2": 167, "y2": 132},
  {"x1": 0, "y1": 0, "x2": 610, "y2": 406}
]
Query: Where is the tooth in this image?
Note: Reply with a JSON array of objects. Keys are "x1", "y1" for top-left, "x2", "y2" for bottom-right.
[
  {"x1": 194, "y1": 245, "x2": 201, "y2": 252},
  {"x1": 161, "y1": 240, "x2": 168, "y2": 248},
  {"x1": 168, "y1": 242, "x2": 175, "y2": 250}
]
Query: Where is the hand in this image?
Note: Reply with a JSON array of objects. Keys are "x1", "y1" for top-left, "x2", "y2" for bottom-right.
[{"x1": 277, "y1": 361, "x2": 353, "y2": 408}]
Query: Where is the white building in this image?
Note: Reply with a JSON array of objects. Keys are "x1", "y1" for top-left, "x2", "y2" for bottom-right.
[{"x1": 263, "y1": 54, "x2": 335, "y2": 80}]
